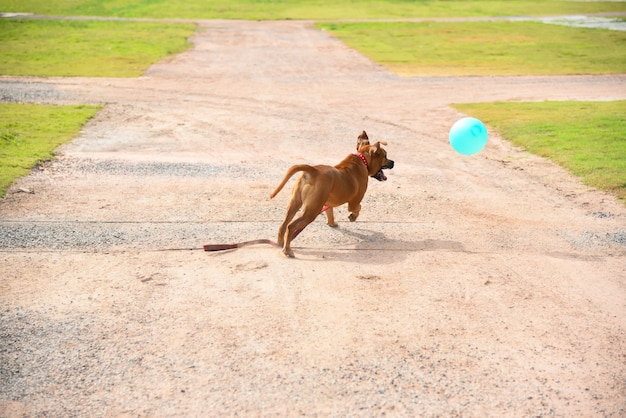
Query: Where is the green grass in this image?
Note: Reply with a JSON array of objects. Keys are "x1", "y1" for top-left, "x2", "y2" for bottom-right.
[
  {"x1": 453, "y1": 101, "x2": 626, "y2": 203},
  {"x1": 317, "y1": 21, "x2": 626, "y2": 76},
  {"x1": 1, "y1": 0, "x2": 624, "y2": 19},
  {"x1": 0, "y1": 19, "x2": 196, "y2": 77},
  {"x1": 0, "y1": 103, "x2": 101, "y2": 198}
]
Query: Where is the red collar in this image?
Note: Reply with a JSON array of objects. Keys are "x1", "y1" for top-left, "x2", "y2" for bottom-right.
[{"x1": 354, "y1": 152, "x2": 368, "y2": 170}]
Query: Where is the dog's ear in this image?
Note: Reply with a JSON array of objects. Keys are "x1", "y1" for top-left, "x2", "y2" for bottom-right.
[
  {"x1": 356, "y1": 131, "x2": 370, "y2": 151},
  {"x1": 369, "y1": 140, "x2": 387, "y2": 153},
  {"x1": 368, "y1": 140, "x2": 388, "y2": 157}
]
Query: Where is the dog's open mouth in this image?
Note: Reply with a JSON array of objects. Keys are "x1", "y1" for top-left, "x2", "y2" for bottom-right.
[
  {"x1": 372, "y1": 169, "x2": 387, "y2": 182},
  {"x1": 371, "y1": 159, "x2": 393, "y2": 182}
]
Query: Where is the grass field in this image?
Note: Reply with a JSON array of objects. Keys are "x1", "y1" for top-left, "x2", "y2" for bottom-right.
[
  {"x1": 317, "y1": 21, "x2": 626, "y2": 76},
  {"x1": 0, "y1": 104, "x2": 101, "y2": 197},
  {"x1": 454, "y1": 101, "x2": 626, "y2": 203},
  {"x1": 1, "y1": 0, "x2": 625, "y2": 19},
  {"x1": 2, "y1": 19, "x2": 623, "y2": 78},
  {"x1": 0, "y1": 19, "x2": 196, "y2": 77}
]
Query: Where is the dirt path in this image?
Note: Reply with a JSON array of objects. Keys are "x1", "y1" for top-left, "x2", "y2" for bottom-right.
[{"x1": 1, "y1": 19, "x2": 625, "y2": 417}]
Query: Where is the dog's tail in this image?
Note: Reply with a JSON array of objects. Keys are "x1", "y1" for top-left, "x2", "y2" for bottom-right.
[{"x1": 270, "y1": 164, "x2": 316, "y2": 199}]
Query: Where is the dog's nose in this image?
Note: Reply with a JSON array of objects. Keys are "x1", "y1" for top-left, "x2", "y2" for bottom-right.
[{"x1": 386, "y1": 160, "x2": 394, "y2": 169}]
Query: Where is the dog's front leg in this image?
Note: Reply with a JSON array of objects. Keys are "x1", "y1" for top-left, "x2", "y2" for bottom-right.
[
  {"x1": 347, "y1": 202, "x2": 361, "y2": 222},
  {"x1": 324, "y1": 207, "x2": 338, "y2": 227}
]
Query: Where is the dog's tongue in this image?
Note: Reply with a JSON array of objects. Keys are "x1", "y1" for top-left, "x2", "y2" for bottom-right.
[{"x1": 373, "y1": 169, "x2": 387, "y2": 181}]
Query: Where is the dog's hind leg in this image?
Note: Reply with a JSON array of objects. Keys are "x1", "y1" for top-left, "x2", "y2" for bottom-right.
[
  {"x1": 283, "y1": 206, "x2": 321, "y2": 258},
  {"x1": 277, "y1": 194, "x2": 302, "y2": 246}
]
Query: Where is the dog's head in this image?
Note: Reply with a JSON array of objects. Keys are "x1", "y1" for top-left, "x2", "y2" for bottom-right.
[{"x1": 365, "y1": 140, "x2": 394, "y2": 181}]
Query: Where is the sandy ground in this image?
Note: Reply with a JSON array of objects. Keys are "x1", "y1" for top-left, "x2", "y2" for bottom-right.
[{"x1": 1, "y1": 19, "x2": 626, "y2": 417}]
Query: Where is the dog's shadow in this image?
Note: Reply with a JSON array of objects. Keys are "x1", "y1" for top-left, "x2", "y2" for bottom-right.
[{"x1": 294, "y1": 225, "x2": 465, "y2": 264}]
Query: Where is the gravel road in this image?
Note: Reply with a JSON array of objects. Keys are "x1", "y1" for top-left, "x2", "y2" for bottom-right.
[{"x1": 1, "y1": 19, "x2": 625, "y2": 417}]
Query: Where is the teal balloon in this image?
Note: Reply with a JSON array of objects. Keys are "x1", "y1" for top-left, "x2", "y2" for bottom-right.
[{"x1": 449, "y1": 117, "x2": 488, "y2": 155}]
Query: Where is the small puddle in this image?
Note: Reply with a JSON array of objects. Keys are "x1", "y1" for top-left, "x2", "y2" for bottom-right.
[{"x1": 511, "y1": 15, "x2": 626, "y2": 31}]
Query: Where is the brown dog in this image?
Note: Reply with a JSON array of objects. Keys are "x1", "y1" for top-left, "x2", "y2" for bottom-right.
[{"x1": 270, "y1": 133, "x2": 394, "y2": 257}]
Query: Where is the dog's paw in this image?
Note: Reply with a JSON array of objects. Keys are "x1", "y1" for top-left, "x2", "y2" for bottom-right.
[
  {"x1": 348, "y1": 213, "x2": 358, "y2": 222},
  {"x1": 327, "y1": 222, "x2": 338, "y2": 227}
]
